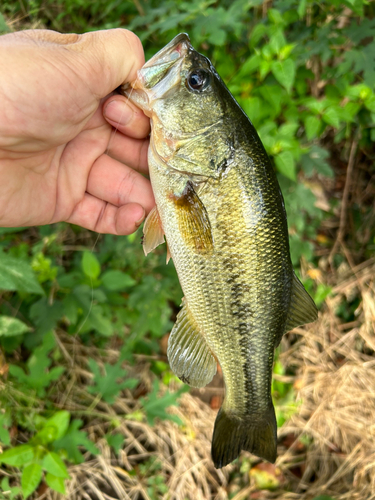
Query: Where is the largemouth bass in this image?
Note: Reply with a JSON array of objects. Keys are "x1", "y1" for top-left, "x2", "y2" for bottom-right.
[{"x1": 122, "y1": 33, "x2": 317, "y2": 468}]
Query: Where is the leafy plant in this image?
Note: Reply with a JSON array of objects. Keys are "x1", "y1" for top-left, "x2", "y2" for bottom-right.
[
  {"x1": 8, "y1": 331, "x2": 64, "y2": 398},
  {"x1": 0, "y1": 412, "x2": 71, "y2": 497},
  {"x1": 140, "y1": 380, "x2": 188, "y2": 426},
  {"x1": 87, "y1": 358, "x2": 138, "y2": 403}
]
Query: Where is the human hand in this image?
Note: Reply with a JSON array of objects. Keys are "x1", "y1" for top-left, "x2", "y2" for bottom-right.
[{"x1": 0, "y1": 29, "x2": 154, "y2": 234}]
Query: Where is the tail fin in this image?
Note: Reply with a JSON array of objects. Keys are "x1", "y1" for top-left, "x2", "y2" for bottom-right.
[{"x1": 211, "y1": 402, "x2": 277, "y2": 468}]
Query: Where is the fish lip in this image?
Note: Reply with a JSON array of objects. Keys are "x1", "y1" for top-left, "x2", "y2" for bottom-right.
[
  {"x1": 143, "y1": 33, "x2": 191, "y2": 68},
  {"x1": 121, "y1": 33, "x2": 192, "y2": 111}
]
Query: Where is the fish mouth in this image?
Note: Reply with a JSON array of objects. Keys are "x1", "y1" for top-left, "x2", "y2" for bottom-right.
[{"x1": 122, "y1": 33, "x2": 192, "y2": 112}]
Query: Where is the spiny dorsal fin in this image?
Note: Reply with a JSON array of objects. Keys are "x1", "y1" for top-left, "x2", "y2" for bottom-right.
[
  {"x1": 142, "y1": 206, "x2": 165, "y2": 256},
  {"x1": 167, "y1": 301, "x2": 217, "y2": 388},
  {"x1": 284, "y1": 272, "x2": 318, "y2": 334},
  {"x1": 172, "y1": 181, "x2": 213, "y2": 255}
]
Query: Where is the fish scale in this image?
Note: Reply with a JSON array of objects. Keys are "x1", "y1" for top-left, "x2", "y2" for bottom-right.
[{"x1": 123, "y1": 32, "x2": 318, "y2": 468}]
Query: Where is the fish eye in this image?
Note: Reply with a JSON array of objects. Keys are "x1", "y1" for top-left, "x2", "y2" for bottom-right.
[{"x1": 186, "y1": 69, "x2": 210, "y2": 92}]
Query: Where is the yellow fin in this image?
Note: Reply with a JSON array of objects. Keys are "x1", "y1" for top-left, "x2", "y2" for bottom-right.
[
  {"x1": 142, "y1": 206, "x2": 165, "y2": 256},
  {"x1": 284, "y1": 273, "x2": 318, "y2": 334},
  {"x1": 167, "y1": 302, "x2": 217, "y2": 388},
  {"x1": 172, "y1": 181, "x2": 213, "y2": 255}
]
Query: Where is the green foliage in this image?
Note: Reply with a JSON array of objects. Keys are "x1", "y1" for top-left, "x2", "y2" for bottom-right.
[
  {"x1": 87, "y1": 358, "x2": 138, "y2": 403},
  {"x1": 8, "y1": 331, "x2": 65, "y2": 397},
  {"x1": 272, "y1": 359, "x2": 300, "y2": 427},
  {"x1": 140, "y1": 380, "x2": 188, "y2": 426},
  {"x1": 0, "y1": 477, "x2": 21, "y2": 500},
  {"x1": 139, "y1": 458, "x2": 169, "y2": 499},
  {"x1": 0, "y1": 411, "x2": 73, "y2": 497},
  {"x1": 53, "y1": 419, "x2": 100, "y2": 464},
  {"x1": 0, "y1": 252, "x2": 44, "y2": 295}
]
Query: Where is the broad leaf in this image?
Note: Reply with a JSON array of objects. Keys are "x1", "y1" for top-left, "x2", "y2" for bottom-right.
[
  {"x1": 275, "y1": 151, "x2": 296, "y2": 181},
  {"x1": 0, "y1": 444, "x2": 34, "y2": 466},
  {"x1": 0, "y1": 254, "x2": 44, "y2": 294},
  {"x1": 44, "y1": 411, "x2": 70, "y2": 441},
  {"x1": 271, "y1": 59, "x2": 295, "y2": 93},
  {"x1": 0, "y1": 316, "x2": 30, "y2": 337},
  {"x1": 101, "y1": 270, "x2": 136, "y2": 291},
  {"x1": 45, "y1": 473, "x2": 66, "y2": 494},
  {"x1": 21, "y1": 463, "x2": 42, "y2": 498},
  {"x1": 42, "y1": 452, "x2": 70, "y2": 478},
  {"x1": 82, "y1": 251, "x2": 101, "y2": 280}
]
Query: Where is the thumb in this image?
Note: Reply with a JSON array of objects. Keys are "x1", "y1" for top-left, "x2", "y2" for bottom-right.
[{"x1": 70, "y1": 29, "x2": 145, "y2": 98}]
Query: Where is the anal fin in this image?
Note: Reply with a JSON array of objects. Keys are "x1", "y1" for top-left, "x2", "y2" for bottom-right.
[
  {"x1": 167, "y1": 302, "x2": 217, "y2": 388},
  {"x1": 143, "y1": 206, "x2": 165, "y2": 256}
]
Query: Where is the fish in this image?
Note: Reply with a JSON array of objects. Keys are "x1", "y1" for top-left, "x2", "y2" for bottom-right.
[{"x1": 122, "y1": 33, "x2": 318, "y2": 468}]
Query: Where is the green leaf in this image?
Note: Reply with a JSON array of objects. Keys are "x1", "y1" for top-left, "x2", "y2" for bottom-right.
[
  {"x1": 0, "y1": 444, "x2": 34, "y2": 466},
  {"x1": 140, "y1": 380, "x2": 187, "y2": 426},
  {"x1": 297, "y1": 0, "x2": 307, "y2": 18},
  {"x1": 0, "y1": 254, "x2": 44, "y2": 294},
  {"x1": 0, "y1": 12, "x2": 10, "y2": 34},
  {"x1": 249, "y1": 23, "x2": 268, "y2": 48},
  {"x1": 259, "y1": 59, "x2": 271, "y2": 80},
  {"x1": 21, "y1": 463, "x2": 42, "y2": 498},
  {"x1": 42, "y1": 452, "x2": 70, "y2": 478},
  {"x1": 274, "y1": 151, "x2": 296, "y2": 181},
  {"x1": 323, "y1": 108, "x2": 340, "y2": 128},
  {"x1": 101, "y1": 270, "x2": 136, "y2": 291},
  {"x1": 45, "y1": 473, "x2": 66, "y2": 494},
  {"x1": 34, "y1": 411, "x2": 70, "y2": 445},
  {"x1": 44, "y1": 411, "x2": 70, "y2": 441},
  {"x1": 0, "y1": 414, "x2": 11, "y2": 446},
  {"x1": 238, "y1": 54, "x2": 261, "y2": 77},
  {"x1": 271, "y1": 59, "x2": 296, "y2": 93},
  {"x1": 300, "y1": 146, "x2": 333, "y2": 178},
  {"x1": 82, "y1": 251, "x2": 101, "y2": 280},
  {"x1": 304, "y1": 115, "x2": 321, "y2": 141},
  {"x1": 1, "y1": 477, "x2": 21, "y2": 499},
  {"x1": 105, "y1": 433, "x2": 124, "y2": 455},
  {"x1": 88, "y1": 359, "x2": 138, "y2": 404},
  {"x1": 29, "y1": 298, "x2": 64, "y2": 341},
  {"x1": 53, "y1": 420, "x2": 99, "y2": 464},
  {"x1": 269, "y1": 29, "x2": 286, "y2": 55},
  {"x1": 0, "y1": 316, "x2": 31, "y2": 337}
]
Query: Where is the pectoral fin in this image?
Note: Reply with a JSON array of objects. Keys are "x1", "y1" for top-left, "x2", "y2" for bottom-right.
[
  {"x1": 167, "y1": 301, "x2": 217, "y2": 388},
  {"x1": 142, "y1": 206, "x2": 165, "y2": 256},
  {"x1": 172, "y1": 181, "x2": 213, "y2": 255},
  {"x1": 278, "y1": 273, "x2": 318, "y2": 345}
]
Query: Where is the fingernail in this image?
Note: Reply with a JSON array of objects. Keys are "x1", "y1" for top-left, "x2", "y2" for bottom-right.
[
  {"x1": 104, "y1": 100, "x2": 133, "y2": 126},
  {"x1": 135, "y1": 208, "x2": 145, "y2": 227}
]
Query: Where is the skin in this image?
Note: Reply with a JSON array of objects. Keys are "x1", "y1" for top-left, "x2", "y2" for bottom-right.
[{"x1": 0, "y1": 29, "x2": 155, "y2": 234}]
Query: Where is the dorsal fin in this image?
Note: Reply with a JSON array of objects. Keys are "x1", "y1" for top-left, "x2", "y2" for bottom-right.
[
  {"x1": 285, "y1": 273, "x2": 318, "y2": 333},
  {"x1": 167, "y1": 301, "x2": 217, "y2": 388}
]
